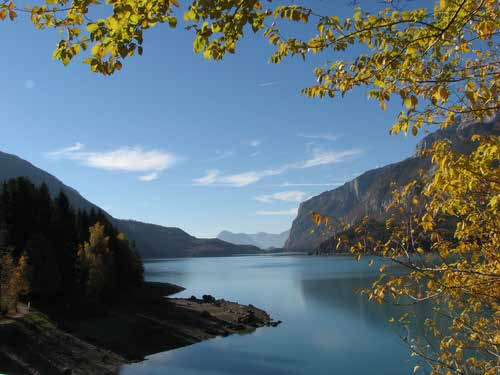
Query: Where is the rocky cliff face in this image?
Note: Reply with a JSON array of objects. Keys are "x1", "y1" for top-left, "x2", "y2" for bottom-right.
[
  {"x1": 285, "y1": 116, "x2": 499, "y2": 251},
  {"x1": 284, "y1": 157, "x2": 430, "y2": 251},
  {"x1": 0, "y1": 151, "x2": 260, "y2": 258}
]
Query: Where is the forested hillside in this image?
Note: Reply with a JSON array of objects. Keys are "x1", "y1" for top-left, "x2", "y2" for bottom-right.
[{"x1": 0, "y1": 177, "x2": 143, "y2": 313}]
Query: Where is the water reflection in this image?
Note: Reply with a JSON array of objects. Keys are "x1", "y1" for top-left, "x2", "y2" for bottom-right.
[
  {"x1": 123, "y1": 343, "x2": 306, "y2": 375},
  {"x1": 122, "y1": 256, "x2": 423, "y2": 375},
  {"x1": 300, "y1": 276, "x2": 391, "y2": 324}
]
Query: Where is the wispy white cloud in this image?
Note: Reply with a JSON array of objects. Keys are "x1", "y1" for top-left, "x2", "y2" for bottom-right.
[
  {"x1": 301, "y1": 148, "x2": 361, "y2": 168},
  {"x1": 257, "y1": 81, "x2": 279, "y2": 87},
  {"x1": 139, "y1": 172, "x2": 159, "y2": 182},
  {"x1": 256, "y1": 208, "x2": 298, "y2": 216},
  {"x1": 256, "y1": 191, "x2": 308, "y2": 203},
  {"x1": 219, "y1": 167, "x2": 286, "y2": 187},
  {"x1": 279, "y1": 182, "x2": 343, "y2": 187},
  {"x1": 47, "y1": 143, "x2": 84, "y2": 157},
  {"x1": 250, "y1": 150, "x2": 261, "y2": 157},
  {"x1": 47, "y1": 143, "x2": 176, "y2": 182},
  {"x1": 193, "y1": 147, "x2": 361, "y2": 187},
  {"x1": 82, "y1": 148, "x2": 173, "y2": 172},
  {"x1": 193, "y1": 170, "x2": 220, "y2": 185},
  {"x1": 249, "y1": 140, "x2": 261, "y2": 147},
  {"x1": 298, "y1": 133, "x2": 340, "y2": 142}
]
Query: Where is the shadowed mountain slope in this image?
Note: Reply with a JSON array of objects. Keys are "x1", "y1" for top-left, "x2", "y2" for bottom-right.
[{"x1": 0, "y1": 151, "x2": 260, "y2": 258}]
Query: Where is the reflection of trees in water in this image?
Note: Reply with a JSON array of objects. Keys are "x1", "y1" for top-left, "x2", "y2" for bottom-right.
[
  {"x1": 299, "y1": 275, "x2": 436, "y2": 339},
  {"x1": 144, "y1": 260, "x2": 189, "y2": 285}
]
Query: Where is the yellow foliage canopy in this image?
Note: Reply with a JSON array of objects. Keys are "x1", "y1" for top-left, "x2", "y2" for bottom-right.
[
  {"x1": 2, "y1": 1, "x2": 499, "y2": 373},
  {"x1": 0, "y1": 253, "x2": 30, "y2": 315}
]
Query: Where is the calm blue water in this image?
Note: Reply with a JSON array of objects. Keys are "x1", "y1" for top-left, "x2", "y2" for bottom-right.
[{"x1": 121, "y1": 255, "x2": 421, "y2": 375}]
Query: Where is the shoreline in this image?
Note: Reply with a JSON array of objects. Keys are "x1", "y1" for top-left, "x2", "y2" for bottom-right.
[{"x1": 0, "y1": 282, "x2": 279, "y2": 375}]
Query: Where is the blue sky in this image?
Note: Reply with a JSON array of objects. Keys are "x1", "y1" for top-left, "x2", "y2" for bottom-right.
[{"x1": 0, "y1": 1, "x2": 429, "y2": 238}]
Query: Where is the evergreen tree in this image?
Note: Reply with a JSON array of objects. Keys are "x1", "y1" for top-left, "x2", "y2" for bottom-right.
[
  {"x1": 24, "y1": 234, "x2": 61, "y2": 296},
  {"x1": 115, "y1": 233, "x2": 144, "y2": 289},
  {"x1": 0, "y1": 177, "x2": 144, "y2": 306},
  {"x1": 52, "y1": 191, "x2": 77, "y2": 288}
]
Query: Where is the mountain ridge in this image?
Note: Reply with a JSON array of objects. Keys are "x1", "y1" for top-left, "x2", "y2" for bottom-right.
[
  {"x1": 285, "y1": 116, "x2": 500, "y2": 251},
  {"x1": 0, "y1": 151, "x2": 260, "y2": 258}
]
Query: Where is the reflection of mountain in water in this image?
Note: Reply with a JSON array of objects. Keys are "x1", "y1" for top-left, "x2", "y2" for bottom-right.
[{"x1": 299, "y1": 275, "x2": 434, "y2": 337}]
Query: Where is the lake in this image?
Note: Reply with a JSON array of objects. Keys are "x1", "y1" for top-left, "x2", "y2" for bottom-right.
[{"x1": 121, "y1": 255, "x2": 421, "y2": 375}]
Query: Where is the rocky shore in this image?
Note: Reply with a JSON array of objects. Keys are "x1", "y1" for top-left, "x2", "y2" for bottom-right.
[{"x1": 0, "y1": 282, "x2": 279, "y2": 375}]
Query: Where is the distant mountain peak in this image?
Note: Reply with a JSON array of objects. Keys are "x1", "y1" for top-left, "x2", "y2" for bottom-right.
[{"x1": 217, "y1": 230, "x2": 290, "y2": 249}]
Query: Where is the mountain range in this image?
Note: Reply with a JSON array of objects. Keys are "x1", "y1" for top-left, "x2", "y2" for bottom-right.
[
  {"x1": 0, "y1": 151, "x2": 260, "y2": 258},
  {"x1": 285, "y1": 115, "x2": 499, "y2": 251},
  {"x1": 217, "y1": 230, "x2": 290, "y2": 249},
  {"x1": 2, "y1": 116, "x2": 496, "y2": 257}
]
